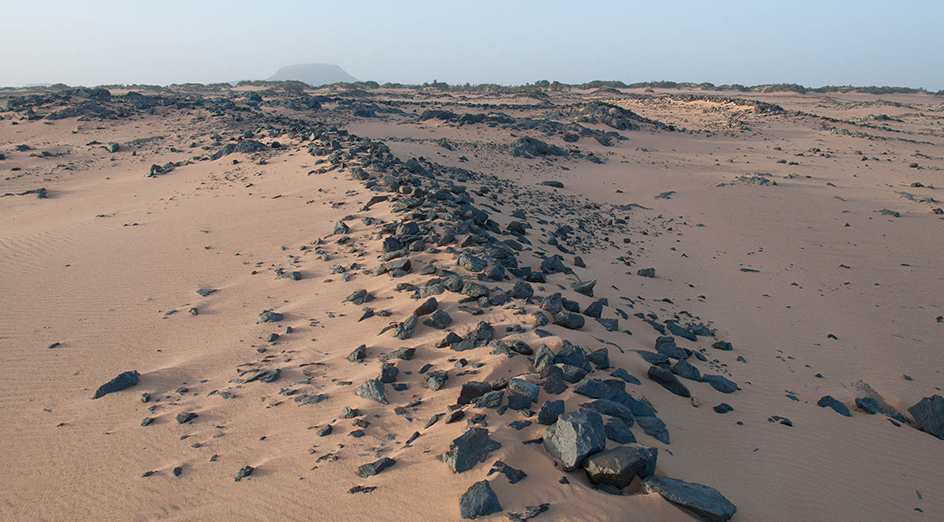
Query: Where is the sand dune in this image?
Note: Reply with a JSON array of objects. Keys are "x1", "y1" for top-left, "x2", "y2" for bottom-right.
[{"x1": 0, "y1": 83, "x2": 942, "y2": 521}]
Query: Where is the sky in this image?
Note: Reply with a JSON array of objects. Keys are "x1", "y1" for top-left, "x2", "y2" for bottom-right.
[{"x1": 1, "y1": 0, "x2": 942, "y2": 90}]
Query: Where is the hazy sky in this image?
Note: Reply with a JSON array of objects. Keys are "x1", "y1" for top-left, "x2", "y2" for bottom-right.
[{"x1": 2, "y1": 0, "x2": 941, "y2": 90}]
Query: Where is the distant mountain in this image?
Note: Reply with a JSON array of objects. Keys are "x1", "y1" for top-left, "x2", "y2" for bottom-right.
[{"x1": 267, "y1": 64, "x2": 358, "y2": 86}]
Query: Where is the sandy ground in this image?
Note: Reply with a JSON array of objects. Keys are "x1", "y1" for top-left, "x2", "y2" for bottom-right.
[{"x1": 0, "y1": 85, "x2": 942, "y2": 521}]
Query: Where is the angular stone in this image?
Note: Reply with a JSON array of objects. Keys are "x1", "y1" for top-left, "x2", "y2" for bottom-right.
[
  {"x1": 443, "y1": 428, "x2": 501, "y2": 473},
  {"x1": 583, "y1": 398, "x2": 635, "y2": 426},
  {"x1": 426, "y1": 370, "x2": 449, "y2": 391},
  {"x1": 909, "y1": 395, "x2": 944, "y2": 440},
  {"x1": 538, "y1": 400, "x2": 565, "y2": 425},
  {"x1": 642, "y1": 476, "x2": 737, "y2": 522},
  {"x1": 671, "y1": 359, "x2": 701, "y2": 381},
  {"x1": 356, "y1": 379, "x2": 388, "y2": 404},
  {"x1": 855, "y1": 397, "x2": 881, "y2": 414},
  {"x1": 611, "y1": 368, "x2": 641, "y2": 385},
  {"x1": 588, "y1": 348, "x2": 610, "y2": 369},
  {"x1": 414, "y1": 297, "x2": 438, "y2": 316},
  {"x1": 583, "y1": 445, "x2": 658, "y2": 488},
  {"x1": 459, "y1": 480, "x2": 502, "y2": 519},
  {"x1": 701, "y1": 375, "x2": 738, "y2": 394},
  {"x1": 473, "y1": 389, "x2": 504, "y2": 408},
  {"x1": 357, "y1": 457, "x2": 396, "y2": 478},
  {"x1": 636, "y1": 416, "x2": 670, "y2": 444},
  {"x1": 817, "y1": 395, "x2": 851, "y2": 417},
  {"x1": 424, "y1": 309, "x2": 453, "y2": 329},
  {"x1": 543, "y1": 409, "x2": 606, "y2": 471},
  {"x1": 508, "y1": 378, "x2": 540, "y2": 403},
  {"x1": 572, "y1": 280, "x2": 597, "y2": 297},
  {"x1": 458, "y1": 381, "x2": 493, "y2": 405},
  {"x1": 648, "y1": 366, "x2": 691, "y2": 397},
  {"x1": 93, "y1": 370, "x2": 140, "y2": 399},
  {"x1": 348, "y1": 344, "x2": 367, "y2": 363},
  {"x1": 605, "y1": 418, "x2": 637, "y2": 444}
]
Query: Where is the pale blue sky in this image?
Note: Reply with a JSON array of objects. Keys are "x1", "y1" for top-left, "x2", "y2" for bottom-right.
[{"x1": 1, "y1": 0, "x2": 941, "y2": 89}]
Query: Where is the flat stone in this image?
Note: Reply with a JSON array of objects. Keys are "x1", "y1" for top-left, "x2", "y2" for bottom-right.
[
  {"x1": 648, "y1": 366, "x2": 691, "y2": 397},
  {"x1": 817, "y1": 395, "x2": 851, "y2": 417},
  {"x1": 357, "y1": 457, "x2": 396, "y2": 478},
  {"x1": 93, "y1": 370, "x2": 140, "y2": 399},
  {"x1": 642, "y1": 476, "x2": 737, "y2": 522}
]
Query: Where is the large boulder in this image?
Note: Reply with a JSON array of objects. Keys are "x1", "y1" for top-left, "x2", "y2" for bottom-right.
[
  {"x1": 909, "y1": 395, "x2": 944, "y2": 440},
  {"x1": 642, "y1": 476, "x2": 737, "y2": 522},
  {"x1": 583, "y1": 445, "x2": 658, "y2": 488},
  {"x1": 543, "y1": 409, "x2": 606, "y2": 471}
]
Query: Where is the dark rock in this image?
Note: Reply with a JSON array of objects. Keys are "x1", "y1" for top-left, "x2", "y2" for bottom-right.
[
  {"x1": 588, "y1": 348, "x2": 610, "y2": 369},
  {"x1": 817, "y1": 395, "x2": 851, "y2": 417},
  {"x1": 637, "y1": 268, "x2": 656, "y2": 278},
  {"x1": 510, "y1": 281, "x2": 534, "y2": 299},
  {"x1": 701, "y1": 375, "x2": 738, "y2": 394},
  {"x1": 343, "y1": 289, "x2": 372, "y2": 305},
  {"x1": 356, "y1": 379, "x2": 388, "y2": 404},
  {"x1": 424, "y1": 309, "x2": 453, "y2": 329},
  {"x1": 583, "y1": 299, "x2": 605, "y2": 318},
  {"x1": 538, "y1": 400, "x2": 565, "y2": 425},
  {"x1": 414, "y1": 297, "x2": 438, "y2": 316},
  {"x1": 380, "y1": 362, "x2": 399, "y2": 383},
  {"x1": 540, "y1": 255, "x2": 567, "y2": 274},
  {"x1": 711, "y1": 341, "x2": 733, "y2": 351},
  {"x1": 508, "y1": 378, "x2": 540, "y2": 403},
  {"x1": 234, "y1": 466, "x2": 254, "y2": 482},
  {"x1": 768, "y1": 415, "x2": 793, "y2": 426},
  {"x1": 572, "y1": 280, "x2": 597, "y2": 297},
  {"x1": 642, "y1": 476, "x2": 737, "y2": 522},
  {"x1": 258, "y1": 310, "x2": 284, "y2": 323},
  {"x1": 655, "y1": 336, "x2": 688, "y2": 360},
  {"x1": 348, "y1": 344, "x2": 367, "y2": 363},
  {"x1": 666, "y1": 322, "x2": 697, "y2": 342},
  {"x1": 473, "y1": 390, "x2": 504, "y2": 408},
  {"x1": 543, "y1": 409, "x2": 606, "y2": 471},
  {"x1": 636, "y1": 416, "x2": 670, "y2": 444},
  {"x1": 584, "y1": 445, "x2": 658, "y2": 488},
  {"x1": 909, "y1": 395, "x2": 944, "y2": 440},
  {"x1": 316, "y1": 425, "x2": 333, "y2": 436},
  {"x1": 507, "y1": 394, "x2": 531, "y2": 410},
  {"x1": 426, "y1": 370, "x2": 449, "y2": 391},
  {"x1": 458, "y1": 381, "x2": 494, "y2": 405},
  {"x1": 583, "y1": 398, "x2": 635, "y2": 426},
  {"x1": 461, "y1": 281, "x2": 490, "y2": 298},
  {"x1": 541, "y1": 180, "x2": 565, "y2": 188},
  {"x1": 379, "y1": 347, "x2": 415, "y2": 362},
  {"x1": 855, "y1": 397, "x2": 881, "y2": 414},
  {"x1": 93, "y1": 370, "x2": 140, "y2": 399},
  {"x1": 713, "y1": 403, "x2": 734, "y2": 414},
  {"x1": 488, "y1": 460, "x2": 527, "y2": 484},
  {"x1": 333, "y1": 221, "x2": 350, "y2": 235},
  {"x1": 443, "y1": 427, "x2": 501, "y2": 473},
  {"x1": 509, "y1": 420, "x2": 532, "y2": 430},
  {"x1": 605, "y1": 418, "x2": 637, "y2": 444},
  {"x1": 648, "y1": 366, "x2": 691, "y2": 397},
  {"x1": 574, "y1": 379, "x2": 616, "y2": 400},
  {"x1": 357, "y1": 457, "x2": 396, "y2": 478},
  {"x1": 393, "y1": 315, "x2": 418, "y2": 340},
  {"x1": 176, "y1": 412, "x2": 198, "y2": 424},
  {"x1": 459, "y1": 480, "x2": 502, "y2": 519},
  {"x1": 671, "y1": 359, "x2": 701, "y2": 381},
  {"x1": 611, "y1": 368, "x2": 641, "y2": 385}
]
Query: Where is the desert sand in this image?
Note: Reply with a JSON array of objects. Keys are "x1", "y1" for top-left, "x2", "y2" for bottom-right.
[{"x1": 0, "y1": 82, "x2": 942, "y2": 521}]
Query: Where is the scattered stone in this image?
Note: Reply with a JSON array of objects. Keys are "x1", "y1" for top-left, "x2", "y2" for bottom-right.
[
  {"x1": 713, "y1": 403, "x2": 734, "y2": 414},
  {"x1": 426, "y1": 370, "x2": 449, "y2": 391},
  {"x1": 488, "y1": 460, "x2": 527, "y2": 484},
  {"x1": 636, "y1": 416, "x2": 670, "y2": 444},
  {"x1": 605, "y1": 418, "x2": 636, "y2": 444},
  {"x1": 258, "y1": 310, "x2": 284, "y2": 323},
  {"x1": 424, "y1": 309, "x2": 453, "y2": 329},
  {"x1": 611, "y1": 368, "x2": 641, "y2": 385},
  {"x1": 768, "y1": 415, "x2": 793, "y2": 426},
  {"x1": 506, "y1": 503, "x2": 549, "y2": 522},
  {"x1": 356, "y1": 379, "x2": 388, "y2": 404},
  {"x1": 817, "y1": 396, "x2": 851, "y2": 417},
  {"x1": 414, "y1": 297, "x2": 439, "y2": 316},
  {"x1": 348, "y1": 485, "x2": 377, "y2": 494},
  {"x1": 637, "y1": 268, "x2": 656, "y2": 278},
  {"x1": 176, "y1": 412, "x2": 198, "y2": 424},
  {"x1": 643, "y1": 476, "x2": 737, "y2": 522},
  {"x1": 93, "y1": 370, "x2": 140, "y2": 399},
  {"x1": 459, "y1": 480, "x2": 503, "y2": 519},
  {"x1": 701, "y1": 375, "x2": 738, "y2": 394},
  {"x1": 572, "y1": 280, "x2": 596, "y2": 297},
  {"x1": 443, "y1": 427, "x2": 502, "y2": 473},
  {"x1": 357, "y1": 457, "x2": 396, "y2": 478},
  {"x1": 348, "y1": 344, "x2": 367, "y2": 363},
  {"x1": 648, "y1": 366, "x2": 691, "y2": 397},
  {"x1": 234, "y1": 466, "x2": 254, "y2": 482},
  {"x1": 855, "y1": 397, "x2": 881, "y2": 414},
  {"x1": 537, "y1": 400, "x2": 565, "y2": 425}
]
